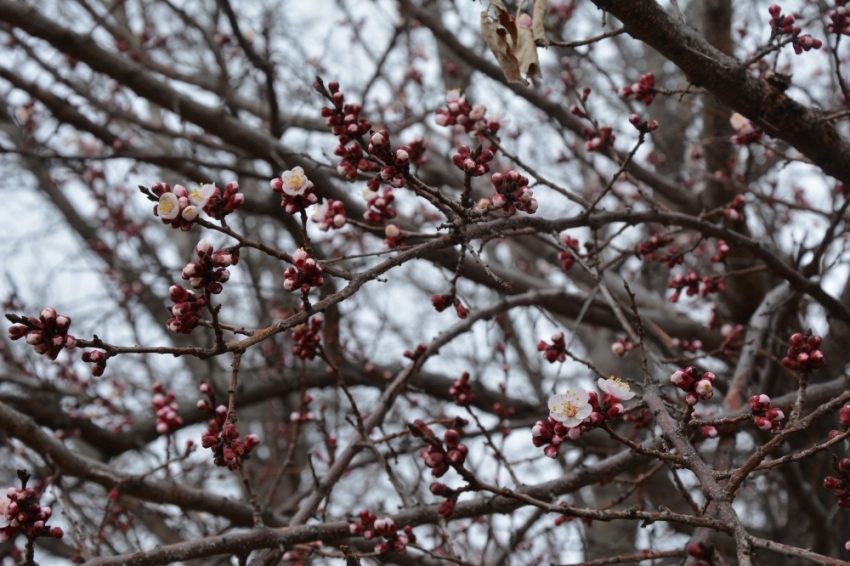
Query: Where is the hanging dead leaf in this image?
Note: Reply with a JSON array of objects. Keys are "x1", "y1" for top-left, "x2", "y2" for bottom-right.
[
  {"x1": 480, "y1": 0, "x2": 541, "y2": 86},
  {"x1": 532, "y1": 0, "x2": 549, "y2": 46}
]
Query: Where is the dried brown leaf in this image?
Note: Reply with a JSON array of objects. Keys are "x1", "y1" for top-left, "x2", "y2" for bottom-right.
[
  {"x1": 480, "y1": 0, "x2": 541, "y2": 86},
  {"x1": 532, "y1": 0, "x2": 549, "y2": 46}
]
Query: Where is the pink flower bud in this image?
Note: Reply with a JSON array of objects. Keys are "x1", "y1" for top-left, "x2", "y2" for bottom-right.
[
  {"x1": 7, "y1": 325, "x2": 26, "y2": 340},
  {"x1": 195, "y1": 239, "x2": 213, "y2": 258},
  {"x1": 749, "y1": 394, "x2": 771, "y2": 412},
  {"x1": 606, "y1": 403, "x2": 624, "y2": 419},
  {"x1": 766, "y1": 408, "x2": 784, "y2": 422}
]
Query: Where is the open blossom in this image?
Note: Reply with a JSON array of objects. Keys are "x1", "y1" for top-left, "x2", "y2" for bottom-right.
[
  {"x1": 277, "y1": 166, "x2": 312, "y2": 196},
  {"x1": 548, "y1": 387, "x2": 593, "y2": 427},
  {"x1": 156, "y1": 192, "x2": 180, "y2": 220},
  {"x1": 182, "y1": 183, "x2": 216, "y2": 220},
  {"x1": 597, "y1": 376, "x2": 636, "y2": 401}
]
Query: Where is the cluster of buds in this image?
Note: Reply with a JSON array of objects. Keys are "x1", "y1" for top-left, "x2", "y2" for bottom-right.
[
  {"x1": 828, "y1": 5, "x2": 850, "y2": 35},
  {"x1": 151, "y1": 382, "x2": 182, "y2": 435},
  {"x1": 167, "y1": 285, "x2": 207, "y2": 334},
  {"x1": 202, "y1": 181, "x2": 244, "y2": 220},
  {"x1": 531, "y1": 419, "x2": 572, "y2": 459},
  {"x1": 271, "y1": 167, "x2": 318, "y2": 214},
  {"x1": 536, "y1": 378, "x2": 636, "y2": 457},
  {"x1": 538, "y1": 332, "x2": 567, "y2": 363},
  {"x1": 668, "y1": 270, "x2": 726, "y2": 302},
  {"x1": 452, "y1": 145, "x2": 495, "y2": 177},
  {"x1": 311, "y1": 199, "x2": 347, "y2": 231},
  {"x1": 283, "y1": 250, "x2": 324, "y2": 294},
  {"x1": 430, "y1": 294, "x2": 469, "y2": 319},
  {"x1": 568, "y1": 87, "x2": 591, "y2": 118},
  {"x1": 619, "y1": 72, "x2": 656, "y2": 105},
  {"x1": 824, "y1": 458, "x2": 850, "y2": 510},
  {"x1": 429, "y1": 481, "x2": 467, "y2": 518},
  {"x1": 723, "y1": 194, "x2": 747, "y2": 221},
  {"x1": 197, "y1": 383, "x2": 259, "y2": 470},
  {"x1": 384, "y1": 224, "x2": 406, "y2": 250},
  {"x1": 363, "y1": 187, "x2": 397, "y2": 223},
  {"x1": 291, "y1": 317, "x2": 322, "y2": 360},
  {"x1": 403, "y1": 137, "x2": 428, "y2": 167},
  {"x1": 368, "y1": 130, "x2": 411, "y2": 189},
  {"x1": 6, "y1": 309, "x2": 76, "y2": 360},
  {"x1": 749, "y1": 394, "x2": 785, "y2": 432},
  {"x1": 781, "y1": 331, "x2": 825, "y2": 371},
  {"x1": 435, "y1": 90, "x2": 500, "y2": 137},
  {"x1": 768, "y1": 4, "x2": 822, "y2": 53},
  {"x1": 0, "y1": 474, "x2": 63, "y2": 543},
  {"x1": 449, "y1": 371, "x2": 476, "y2": 406},
  {"x1": 610, "y1": 337, "x2": 635, "y2": 357},
  {"x1": 182, "y1": 240, "x2": 236, "y2": 296},
  {"x1": 710, "y1": 240, "x2": 730, "y2": 262},
  {"x1": 672, "y1": 338, "x2": 703, "y2": 353},
  {"x1": 670, "y1": 366, "x2": 716, "y2": 405},
  {"x1": 81, "y1": 349, "x2": 108, "y2": 376},
  {"x1": 628, "y1": 113, "x2": 659, "y2": 133},
  {"x1": 348, "y1": 512, "x2": 417, "y2": 554},
  {"x1": 558, "y1": 233, "x2": 580, "y2": 270},
  {"x1": 319, "y1": 80, "x2": 371, "y2": 143},
  {"x1": 289, "y1": 395, "x2": 316, "y2": 424},
  {"x1": 409, "y1": 419, "x2": 468, "y2": 478},
  {"x1": 372, "y1": 519, "x2": 414, "y2": 554},
  {"x1": 151, "y1": 182, "x2": 216, "y2": 230},
  {"x1": 730, "y1": 113, "x2": 763, "y2": 145},
  {"x1": 635, "y1": 233, "x2": 676, "y2": 263},
  {"x1": 334, "y1": 140, "x2": 377, "y2": 181},
  {"x1": 582, "y1": 125, "x2": 616, "y2": 152},
  {"x1": 490, "y1": 171, "x2": 538, "y2": 216},
  {"x1": 493, "y1": 398, "x2": 516, "y2": 421}
]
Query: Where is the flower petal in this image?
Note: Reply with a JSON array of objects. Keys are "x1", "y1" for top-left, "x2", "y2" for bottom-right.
[{"x1": 157, "y1": 192, "x2": 180, "y2": 220}]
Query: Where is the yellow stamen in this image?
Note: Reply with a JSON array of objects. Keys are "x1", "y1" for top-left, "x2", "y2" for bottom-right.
[{"x1": 560, "y1": 402, "x2": 578, "y2": 418}]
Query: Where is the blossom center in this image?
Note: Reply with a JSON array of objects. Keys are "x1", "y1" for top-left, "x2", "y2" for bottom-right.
[
  {"x1": 158, "y1": 197, "x2": 174, "y2": 214},
  {"x1": 560, "y1": 401, "x2": 579, "y2": 418}
]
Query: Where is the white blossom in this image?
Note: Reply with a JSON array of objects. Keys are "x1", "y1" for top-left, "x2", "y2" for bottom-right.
[
  {"x1": 157, "y1": 192, "x2": 180, "y2": 220},
  {"x1": 597, "y1": 376, "x2": 636, "y2": 401},
  {"x1": 279, "y1": 167, "x2": 313, "y2": 197},
  {"x1": 548, "y1": 387, "x2": 593, "y2": 427}
]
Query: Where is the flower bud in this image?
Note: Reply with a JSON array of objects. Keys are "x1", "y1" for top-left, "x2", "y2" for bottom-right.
[{"x1": 195, "y1": 239, "x2": 213, "y2": 258}]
